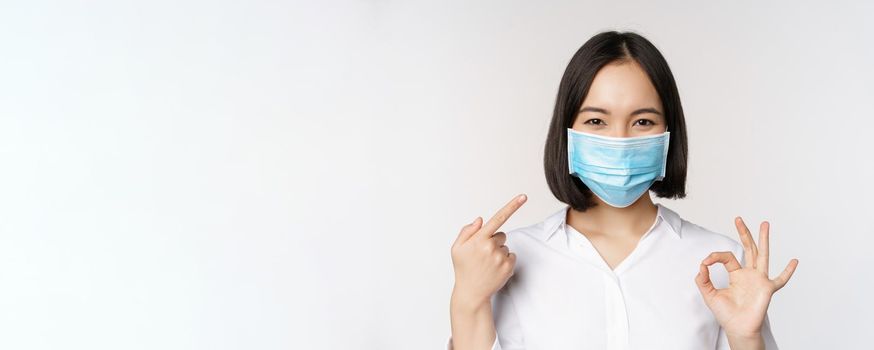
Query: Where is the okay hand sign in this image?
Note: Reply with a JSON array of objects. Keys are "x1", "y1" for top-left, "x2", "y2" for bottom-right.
[{"x1": 695, "y1": 217, "x2": 799, "y2": 338}]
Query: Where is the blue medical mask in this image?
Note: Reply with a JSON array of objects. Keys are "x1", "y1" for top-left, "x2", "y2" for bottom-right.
[{"x1": 567, "y1": 128, "x2": 670, "y2": 208}]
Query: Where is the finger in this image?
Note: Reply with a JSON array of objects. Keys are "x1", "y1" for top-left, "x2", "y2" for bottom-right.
[
  {"x1": 491, "y1": 231, "x2": 507, "y2": 247},
  {"x1": 477, "y1": 194, "x2": 527, "y2": 240},
  {"x1": 735, "y1": 217, "x2": 758, "y2": 269},
  {"x1": 456, "y1": 216, "x2": 483, "y2": 243},
  {"x1": 695, "y1": 263, "x2": 717, "y2": 300},
  {"x1": 701, "y1": 251, "x2": 742, "y2": 272},
  {"x1": 758, "y1": 221, "x2": 770, "y2": 275},
  {"x1": 497, "y1": 244, "x2": 509, "y2": 257},
  {"x1": 772, "y1": 258, "x2": 799, "y2": 292},
  {"x1": 506, "y1": 252, "x2": 517, "y2": 274}
]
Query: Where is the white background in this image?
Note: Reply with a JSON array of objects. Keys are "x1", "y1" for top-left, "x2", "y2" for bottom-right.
[{"x1": 1, "y1": 1, "x2": 872, "y2": 349}]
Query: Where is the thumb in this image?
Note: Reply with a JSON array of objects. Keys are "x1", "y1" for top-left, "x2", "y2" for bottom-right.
[
  {"x1": 457, "y1": 217, "x2": 483, "y2": 242},
  {"x1": 695, "y1": 263, "x2": 717, "y2": 302}
]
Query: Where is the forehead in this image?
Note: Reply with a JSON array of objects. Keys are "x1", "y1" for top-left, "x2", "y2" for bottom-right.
[{"x1": 582, "y1": 60, "x2": 662, "y2": 109}]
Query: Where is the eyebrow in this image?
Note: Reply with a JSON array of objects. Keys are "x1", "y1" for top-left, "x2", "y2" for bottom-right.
[{"x1": 578, "y1": 106, "x2": 663, "y2": 116}]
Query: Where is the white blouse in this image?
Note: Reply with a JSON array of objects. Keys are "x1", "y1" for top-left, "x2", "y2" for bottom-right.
[{"x1": 448, "y1": 203, "x2": 778, "y2": 350}]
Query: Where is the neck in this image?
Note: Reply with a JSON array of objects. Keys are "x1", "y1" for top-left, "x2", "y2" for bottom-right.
[{"x1": 566, "y1": 192, "x2": 659, "y2": 239}]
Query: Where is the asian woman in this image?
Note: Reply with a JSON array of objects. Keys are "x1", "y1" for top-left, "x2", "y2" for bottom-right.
[{"x1": 448, "y1": 31, "x2": 798, "y2": 350}]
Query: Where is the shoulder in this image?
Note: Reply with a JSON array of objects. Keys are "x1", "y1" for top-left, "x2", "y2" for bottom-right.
[
  {"x1": 499, "y1": 206, "x2": 567, "y2": 251},
  {"x1": 678, "y1": 217, "x2": 744, "y2": 257},
  {"x1": 503, "y1": 220, "x2": 549, "y2": 248}
]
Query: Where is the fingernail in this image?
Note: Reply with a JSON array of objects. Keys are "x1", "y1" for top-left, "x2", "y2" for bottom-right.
[{"x1": 518, "y1": 194, "x2": 527, "y2": 203}]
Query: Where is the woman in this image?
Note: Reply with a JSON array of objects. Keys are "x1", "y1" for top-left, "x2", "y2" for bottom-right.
[{"x1": 448, "y1": 31, "x2": 798, "y2": 350}]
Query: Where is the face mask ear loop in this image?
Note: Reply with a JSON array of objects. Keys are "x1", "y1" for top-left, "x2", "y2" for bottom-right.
[{"x1": 659, "y1": 125, "x2": 670, "y2": 180}]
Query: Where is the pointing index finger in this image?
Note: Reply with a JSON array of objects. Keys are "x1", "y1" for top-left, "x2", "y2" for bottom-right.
[{"x1": 477, "y1": 194, "x2": 527, "y2": 240}]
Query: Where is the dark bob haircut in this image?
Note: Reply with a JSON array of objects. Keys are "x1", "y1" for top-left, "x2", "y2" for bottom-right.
[{"x1": 544, "y1": 31, "x2": 688, "y2": 212}]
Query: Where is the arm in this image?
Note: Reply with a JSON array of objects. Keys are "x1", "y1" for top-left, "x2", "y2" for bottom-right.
[
  {"x1": 725, "y1": 333, "x2": 764, "y2": 350},
  {"x1": 717, "y1": 312, "x2": 779, "y2": 350},
  {"x1": 448, "y1": 290, "x2": 499, "y2": 350},
  {"x1": 448, "y1": 278, "x2": 524, "y2": 350}
]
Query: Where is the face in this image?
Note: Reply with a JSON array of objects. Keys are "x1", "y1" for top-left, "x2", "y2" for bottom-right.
[{"x1": 572, "y1": 60, "x2": 667, "y2": 138}]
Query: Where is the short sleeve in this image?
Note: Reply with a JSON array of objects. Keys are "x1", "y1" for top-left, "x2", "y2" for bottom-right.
[
  {"x1": 447, "y1": 278, "x2": 524, "y2": 350},
  {"x1": 492, "y1": 278, "x2": 524, "y2": 349}
]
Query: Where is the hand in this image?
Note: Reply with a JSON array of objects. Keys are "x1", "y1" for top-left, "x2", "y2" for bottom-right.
[
  {"x1": 450, "y1": 194, "x2": 527, "y2": 309},
  {"x1": 695, "y1": 217, "x2": 799, "y2": 338}
]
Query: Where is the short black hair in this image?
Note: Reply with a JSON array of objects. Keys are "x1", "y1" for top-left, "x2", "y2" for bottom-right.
[{"x1": 544, "y1": 30, "x2": 688, "y2": 211}]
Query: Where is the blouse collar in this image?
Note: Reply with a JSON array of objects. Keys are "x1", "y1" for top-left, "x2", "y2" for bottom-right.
[{"x1": 538, "y1": 202, "x2": 683, "y2": 241}]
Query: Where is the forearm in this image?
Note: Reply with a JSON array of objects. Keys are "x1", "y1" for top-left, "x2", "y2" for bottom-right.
[
  {"x1": 726, "y1": 332, "x2": 764, "y2": 350},
  {"x1": 450, "y1": 289, "x2": 496, "y2": 350}
]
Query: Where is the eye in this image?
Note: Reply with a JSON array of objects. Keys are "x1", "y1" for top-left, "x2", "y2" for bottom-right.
[
  {"x1": 584, "y1": 118, "x2": 605, "y2": 126},
  {"x1": 633, "y1": 119, "x2": 655, "y2": 126}
]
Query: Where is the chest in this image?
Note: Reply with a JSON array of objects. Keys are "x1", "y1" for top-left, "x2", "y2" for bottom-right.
[
  {"x1": 584, "y1": 235, "x2": 641, "y2": 271},
  {"x1": 507, "y1": 240, "x2": 721, "y2": 349}
]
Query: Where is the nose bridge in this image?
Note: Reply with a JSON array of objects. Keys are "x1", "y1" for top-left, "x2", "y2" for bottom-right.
[{"x1": 608, "y1": 124, "x2": 630, "y2": 138}]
